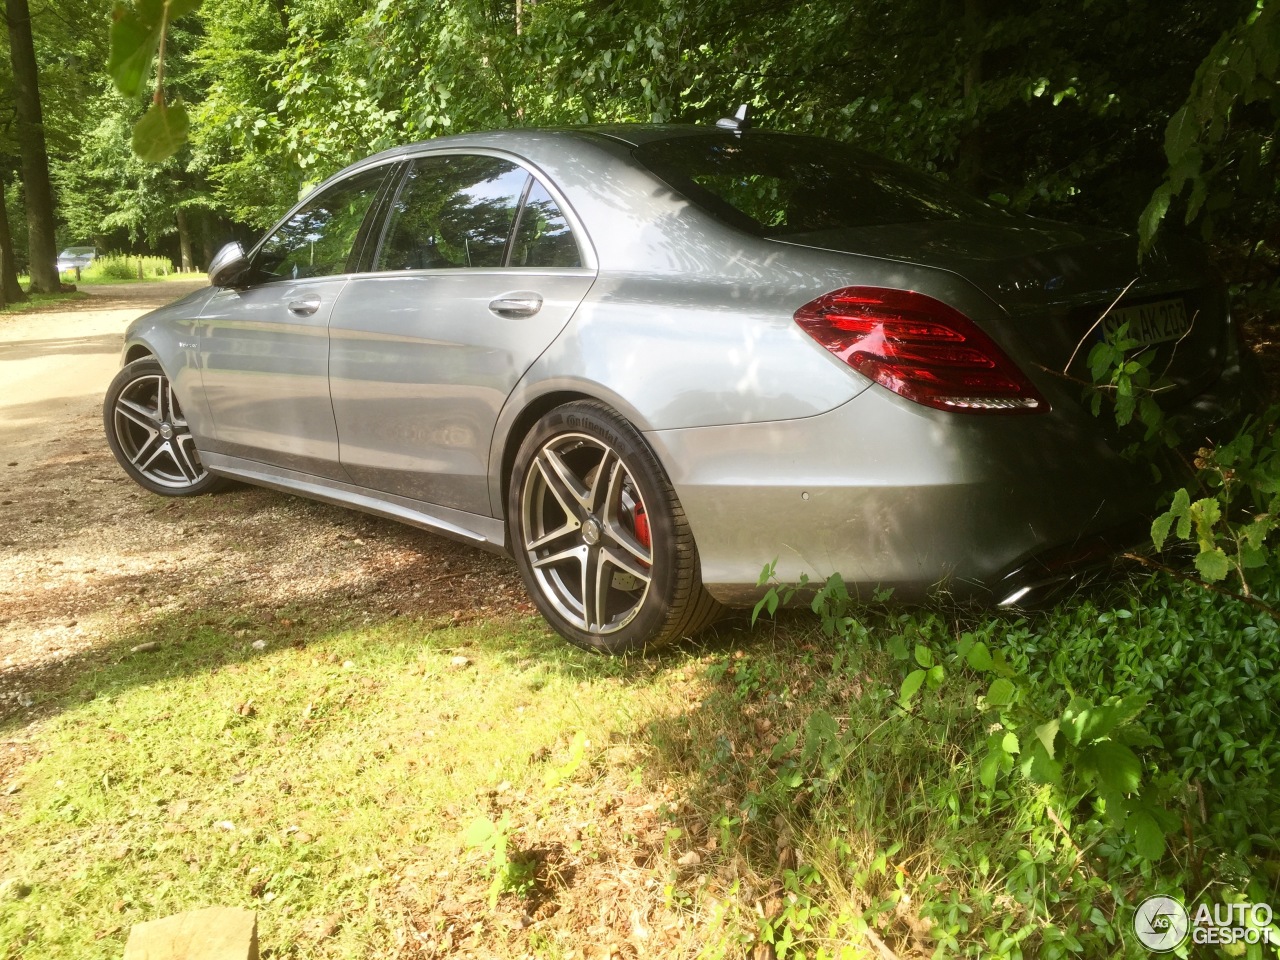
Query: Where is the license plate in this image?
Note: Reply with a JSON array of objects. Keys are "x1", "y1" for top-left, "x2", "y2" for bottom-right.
[{"x1": 1102, "y1": 298, "x2": 1190, "y2": 346}]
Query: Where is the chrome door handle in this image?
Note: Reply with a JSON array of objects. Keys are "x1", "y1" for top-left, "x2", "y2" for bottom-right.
[
  {"x1": 488, "y1": 294, "x2": 543, "y2": 318},
  {"x1": 288, "y1": 294, "x2": 321, "y2": 316}
]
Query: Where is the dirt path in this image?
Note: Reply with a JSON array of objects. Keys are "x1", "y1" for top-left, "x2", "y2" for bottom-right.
[{"x1": 0, "y1": 284, "x2": 528, "y2": 732}]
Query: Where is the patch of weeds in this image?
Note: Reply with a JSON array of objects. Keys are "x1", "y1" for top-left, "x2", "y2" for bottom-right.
[
  {"x1": 667, "y1": 570, "x2": 1280, "y2": 958},
  {"x1": 465, "y1": 814, "x2": 538, "y2": 906}
]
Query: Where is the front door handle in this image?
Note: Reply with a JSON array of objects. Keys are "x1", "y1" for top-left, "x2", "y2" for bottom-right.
[
  {"x1": 288, "y1": 294, "x2": 321, "y2": 317},
  {"x1": 488, "y1": 293, "x2": 543, "y2": 318}
]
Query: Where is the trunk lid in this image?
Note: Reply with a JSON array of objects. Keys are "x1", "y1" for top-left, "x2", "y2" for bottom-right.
[{"x1": 773, "y1": 219, "x2": 1228, "y2": 406}]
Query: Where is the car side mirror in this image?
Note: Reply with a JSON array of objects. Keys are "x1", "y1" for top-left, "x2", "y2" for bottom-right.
[{"x1": 208, "y1": 242, "x2": 249, "y2": 288}]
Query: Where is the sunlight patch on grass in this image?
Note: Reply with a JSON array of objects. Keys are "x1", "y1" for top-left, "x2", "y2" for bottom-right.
[{"x1": 0, "y1": 614, "x2": 662, "y2": 957}]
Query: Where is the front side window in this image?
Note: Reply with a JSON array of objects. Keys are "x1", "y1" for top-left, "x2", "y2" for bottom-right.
[
  {"x1": 253, "y1": 164, "x2": 390, "y2": 282},
  {"x1": 376, "y1": 155, "x2": 529, "y2": 271}
]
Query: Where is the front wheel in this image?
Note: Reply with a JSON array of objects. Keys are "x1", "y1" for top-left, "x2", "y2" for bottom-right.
[
  {"x1": 103, "y1": 358, "x2": 226, "y2": 497},
  {"x1": 509, "y1": 401, "x2": 721, "y2": 654}
]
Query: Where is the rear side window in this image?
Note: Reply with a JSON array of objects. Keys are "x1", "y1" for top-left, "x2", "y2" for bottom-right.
[
  {"x1": 376, "y1": 155, "x2": 528, "y2": 270},
  {"x1": 634, "y1": 133, "x2": 1004, "y2": 237},
  {"x1": 510, "y1": 181, "x2": 581, "y2": 268}
]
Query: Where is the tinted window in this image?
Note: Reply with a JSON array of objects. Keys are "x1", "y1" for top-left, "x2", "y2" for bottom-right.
[
  {"x1": 510, "y1": 181, "x2": 581, "y2": 268},
  {"x1": 254, "y1": 165, "x2": 389, "y2": 281},
  {"x1": 634, "y1": 133, "x2": 1004, "y2": 237},
  {"x1": 376, "y1": 155, "x2": 529, "y2": 270}
]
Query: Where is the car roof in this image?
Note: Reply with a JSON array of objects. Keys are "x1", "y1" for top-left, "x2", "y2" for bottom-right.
[{"x1": 351, "y1": 123, "x2": 753, "y2": 166}]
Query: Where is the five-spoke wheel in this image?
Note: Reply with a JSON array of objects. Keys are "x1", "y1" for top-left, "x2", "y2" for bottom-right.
[
  {"x1": 509, "y1": 401, "x2": 720, "y2": 653},
  {"x1": 103, "y1": 358, "x2": 225, "y2": 497}
]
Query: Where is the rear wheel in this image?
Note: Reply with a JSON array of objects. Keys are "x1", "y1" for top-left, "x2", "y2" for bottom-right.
[
  {"x1": 509, "y1": 401, "x2": 720, "y2": 654},
  {"x1": 103, "y1": 358, "x2": 226, "y2": 497}
]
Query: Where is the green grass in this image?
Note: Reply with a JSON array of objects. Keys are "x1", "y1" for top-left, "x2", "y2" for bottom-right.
[
  {"x1": 0, "y1": 291, "x2": 88, "y2": 315},
  {"x1": 17, "y1": 255, "x2": 197, "y2": 289},
  {"x1": 3, "y1": 580, "x2": 1278, "y2": 958},
  {"x1": 64, "y1": 255, "x2": 177, "y2": 284},
  {"x1": 0, "y1": 610, "x2": 661, "y2": 958}
]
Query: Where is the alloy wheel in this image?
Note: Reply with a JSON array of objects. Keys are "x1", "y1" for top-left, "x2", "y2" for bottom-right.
[
  {"x1": 111, "y1": 373, "x2": 209, "y2": 490},
  {"x1": 519, "y1": 432, "x2": 654, "y2": 635}
]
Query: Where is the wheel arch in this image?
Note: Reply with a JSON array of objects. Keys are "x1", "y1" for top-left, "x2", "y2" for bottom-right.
[
  {"x1": 123, "y1": 342, "x2": 155, "y2": 364},
  {"x1": 491, "y1": 383, "x2": 660, "y2": 524},
  {"x1": 496, "y1": 390, "x2": 593, "y2": 528}
]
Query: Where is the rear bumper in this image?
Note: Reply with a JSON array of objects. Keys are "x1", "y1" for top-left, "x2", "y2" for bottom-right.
[{"x1": 647, "y1": 377, "x2": 1245, "y2": 606}]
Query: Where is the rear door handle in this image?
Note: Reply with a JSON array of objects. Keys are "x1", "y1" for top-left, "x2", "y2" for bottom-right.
[
  {"x1": 288, "y1": 294, "x2": 322, "y2": 317},
  {"x1": 488, "y1": 294, "x2": 543, "y2": 318}
]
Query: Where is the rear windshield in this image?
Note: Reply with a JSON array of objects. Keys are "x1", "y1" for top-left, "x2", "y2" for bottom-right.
[{"x1": 633, "y1": 133, "x2": 1003, "y2": 237}]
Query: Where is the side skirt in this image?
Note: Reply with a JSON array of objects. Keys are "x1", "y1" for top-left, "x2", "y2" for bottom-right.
[{"x1": 202, "y1": 452, "x2": 510, "y2": 555}]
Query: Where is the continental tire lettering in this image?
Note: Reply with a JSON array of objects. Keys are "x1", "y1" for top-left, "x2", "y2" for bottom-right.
[{"x1": 580, "y1": 419, "x2": 621, "y2": 449}]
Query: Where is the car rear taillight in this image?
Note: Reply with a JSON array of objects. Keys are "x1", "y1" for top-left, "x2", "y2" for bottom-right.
[{"x1": 794, "y1": 287, "x2": 1047, "y2": 413}]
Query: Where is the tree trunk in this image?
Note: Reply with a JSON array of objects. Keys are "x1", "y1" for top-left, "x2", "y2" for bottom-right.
[
  {"x1": 0, "y1": 170, "x2": 25, "y2": 305},
  {"x1": 6, "y1": 0, "x2": 59, "y2": 294},
  {"x1": 176, "y1": 206, "x2": 194, "y2": 272}
]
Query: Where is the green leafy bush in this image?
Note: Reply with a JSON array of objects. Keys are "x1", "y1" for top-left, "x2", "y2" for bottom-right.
[
  {"x1": 67, "y1": 254, "x2": 176, "y2": 282},
  {"x1": 1086, "y1": 300, "x2": 1280, "y2": 604},
  {"x1": 745, "y1": 570, "x2": 1279, "y2": 957}
]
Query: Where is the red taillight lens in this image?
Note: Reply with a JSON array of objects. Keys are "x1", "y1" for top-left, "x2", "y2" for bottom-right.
[{"x1": 794, "y1": 287, "x2": 1047, "y2": 414}]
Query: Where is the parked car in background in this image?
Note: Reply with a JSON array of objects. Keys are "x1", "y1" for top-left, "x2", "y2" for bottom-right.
[
  {"x1": 57, "y1": 246, "x2": 97, "y2": 273},
  {"x1": 102, "y1": 115, "x2": 1257, "y2": 653}
]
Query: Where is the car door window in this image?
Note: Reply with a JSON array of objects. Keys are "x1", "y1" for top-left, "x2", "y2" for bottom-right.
[
  {"x1": 510, "y1": 181, "x2": 581, "y2": 268},
  {"x1": 376, "y1": 155, "x2": 529, "y2": 271},
  {"x1": 253, "y1": 164, "x2": 390, "y2": 282}
]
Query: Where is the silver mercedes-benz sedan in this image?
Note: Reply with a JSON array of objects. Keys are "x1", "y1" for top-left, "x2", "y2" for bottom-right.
[{"x1": 103, "y1": 120, "x2": 1256, "y2": 653}]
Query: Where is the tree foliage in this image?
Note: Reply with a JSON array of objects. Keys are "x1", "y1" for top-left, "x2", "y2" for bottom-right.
[{"x1": 1, "y1": 0, "x2": 1275, "y2": 302}]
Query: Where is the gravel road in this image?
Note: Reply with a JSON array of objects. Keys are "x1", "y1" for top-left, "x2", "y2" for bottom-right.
[{"x1": 0, "y1": 283, "x2": 528, "y2": 733}]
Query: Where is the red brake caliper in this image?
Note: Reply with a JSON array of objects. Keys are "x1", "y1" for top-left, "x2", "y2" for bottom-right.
[{"x1": 633, "y1": 503, "x2": 651, "y2": 557}]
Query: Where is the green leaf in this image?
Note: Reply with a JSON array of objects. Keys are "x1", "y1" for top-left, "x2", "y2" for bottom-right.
[
  {"x1": 1173, "y1": 493, "x2": 1193, "y2": 541},
  {"x1": 1189, "y1": 497, "x2": 1222, "y2": 541},
  {"x1": 1021, "y1": 741, "x2": 1062, "y2": 784},
  {"x1": 1194, "y1": 547, "x2": 1231, "y2": 582},
  {"x1": 802, "y1": 710, "x2": 838, "y2": 764},
  {"x1": 132, "y1": 100, "x2": 190, "y2": 162},
  {"x1": 1061, "y1": 694, "x2": 1147, "y2": 746},
  {"x1": 1240, "y1": 542, "x2": 1267, "y2": 568},
  {"x1": 1151, "y1": 513, "x2": 1174, "y2": 551},
  {"x1": 913, "y1": 644, "x2": 933, "y2": 668},
  {"x1": 1035, "y1": 719, "x2": 1060, "y2": 759},
  {"x1": 770, "y1": 731, "x2": 799, "y2": 763},
  {"x1": 1130, "y1": 809, "x2": 1166, "y2": 861},
  {"x1": 900, "y1": 669, "x2": 926, "y2": 703},
  {"x1": 1163, "y1": 105, "x2": 1198, "y2": 163},
  {"x1": 1083, "y1": 740, "x2": 1142, "y2": 795},
  {"x1": 965, "y1": 641, "x2": 993, "y2": 672},
  {"x1": 464, "y1": 817, "x2": 495, "y2": 847},
  {"x1": 108, "y1": 3, "x2": 162, "y2": 98},
  {"x1": 755, "y1": 561, "x2": 776, "y2": 587},
  {"x1": 1139, "y1": 186, "x2": 1172, "y2": 249},
  {"x1": 978, "y1": 748, "x2": 1001, "y2": 790},
  {"x1": 1001, "y1": 731, "x2": 1020, "y2": 755},
  {"x1": 985, "y1": 678, "x2": 1016, "y2": 707}
]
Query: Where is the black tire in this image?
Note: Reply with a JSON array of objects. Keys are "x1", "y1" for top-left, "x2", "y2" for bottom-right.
[
  {"x1": 103, "y1": 358, "x2": 226, "y2": 497},
  {"x1": 508, "y1": 400, "x2": 721, "y2": 654}
]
